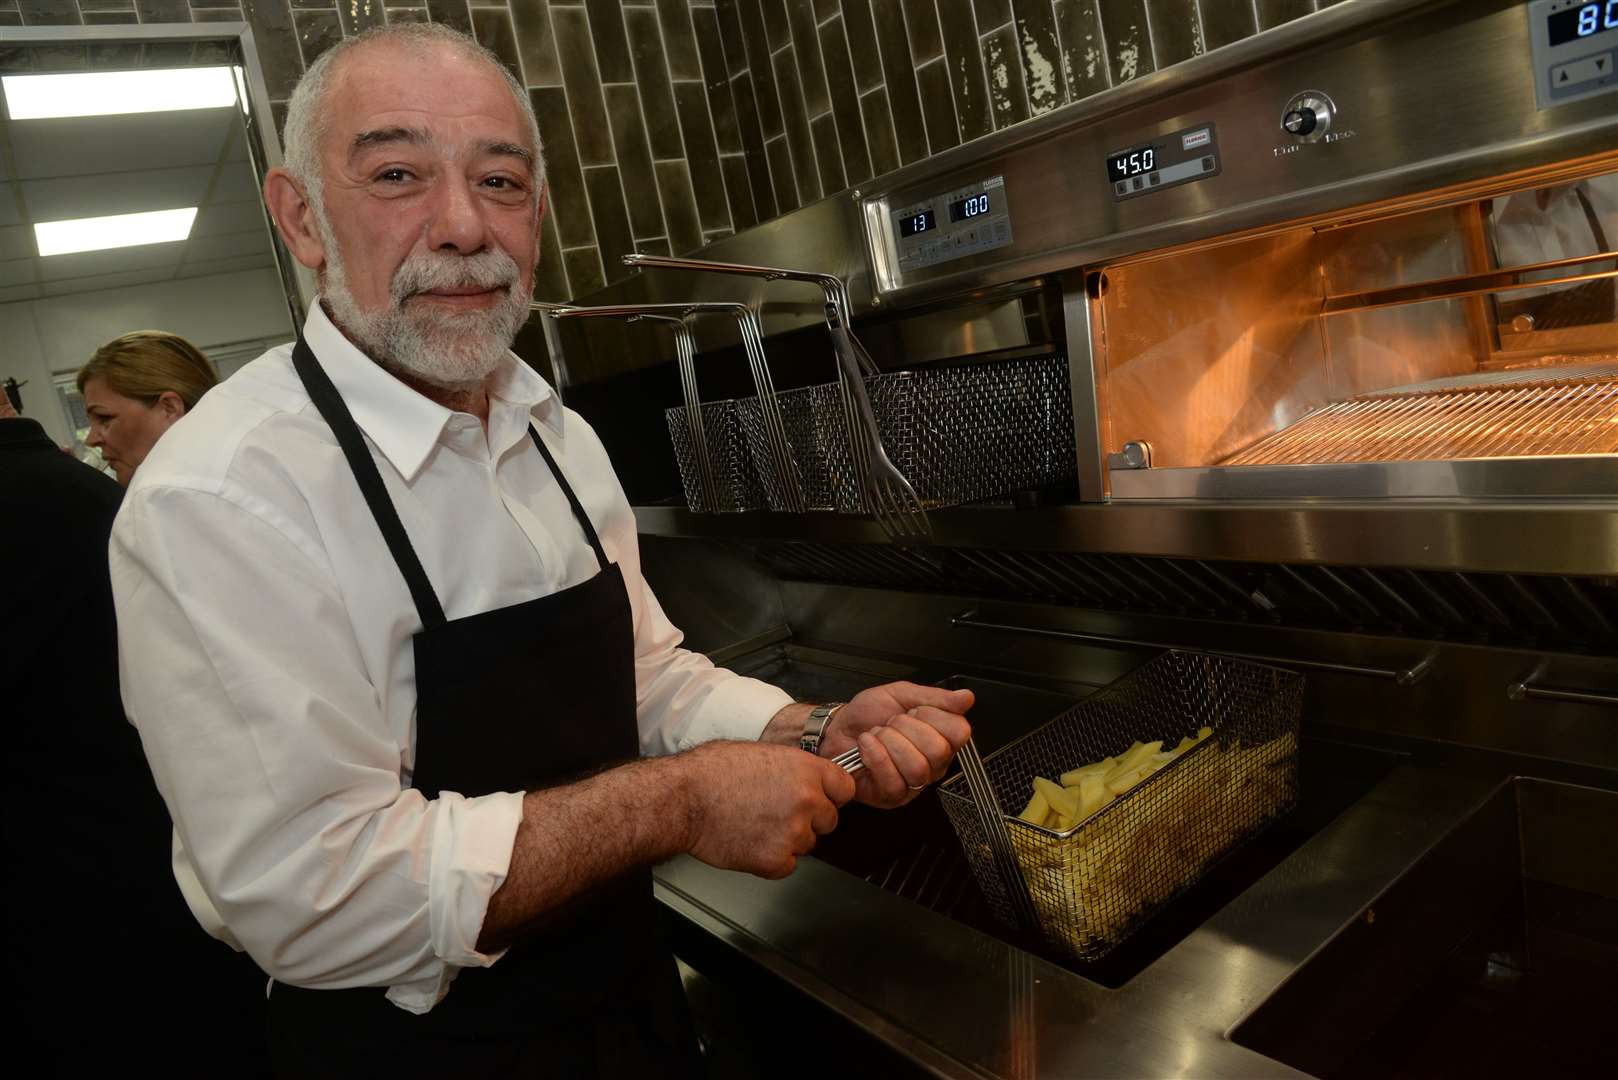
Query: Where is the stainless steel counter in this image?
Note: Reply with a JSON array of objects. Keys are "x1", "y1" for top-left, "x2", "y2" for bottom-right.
[{"x1": 655, "y1": 760, "x2": 1506, "y2": 1079}]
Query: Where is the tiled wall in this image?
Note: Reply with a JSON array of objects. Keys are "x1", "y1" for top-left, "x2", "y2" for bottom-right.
[{"x1": 2, "y1": 0, "x2": 1340, "y2": 300}]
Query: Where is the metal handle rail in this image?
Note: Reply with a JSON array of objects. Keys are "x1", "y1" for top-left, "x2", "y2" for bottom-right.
[
  {"x1": 548, "y1": 300, "x2": 807, "y2": 513},
  {"x1": 952, "y1": 609, "x2": 1439, "y2": 686},
  {"x1": 1507, "y1": 663, "x2": 1618, "y2": 708},
  {"x1": 1320, "y1": 250, "x2": 1618, "y2": 315},
  {"x1": 624, "y1": 252, "x2": 930, "y2": 540}
]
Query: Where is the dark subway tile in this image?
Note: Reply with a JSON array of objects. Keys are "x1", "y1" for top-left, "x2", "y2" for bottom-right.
[
  {"x1": 657, "y1": 0, "x2": 701, "y2": 80},
  {"x1": 915, "y1": 58, "x2": 959, "y2": 155},
  {"x1": 1197, "y1": 0, "x2": 1256, "y2": 48},
  {"x1": 18, "y1": 0, "x2": 78, "y2": 23},
  {"x1": 1147, "y1": 0, "x2": 1202, "y2": 66},
  {"x1": 534, "y1": 212, "x2": 570, "y2": 303},
  {"x1": 759, "y1": 0, "x2": 789, "y2": 51},
  {"x1": 193, "y1": 9, "x2": 247, "y2": 22},
  {"x1": 270, "y1": 100, "x2": 289, "y2": 141},
  {"x1": 737, "y1": 0, "x2": 784, "y2": 137},
  {"x1": 973, "y1": 0, "x2": 1012, "y2": 31},
  {"x1": 773, "y1": 47, "x2": 821, "y2": 204},
  {"x1": 471, "y1": 6, "x2": 524, "y2": 85},
  {"x1": 511, "y1": 3, "x2": 561, "y2": 87},
  {"x1": 554, "y1": 6, "x2": 615, "y2": 166},
  {"x1": 626, "y1": 7, "x2": 683, "y2": 160},
  {"x1": 730, "y1": 73, "x2": 778, "y2": 219},
  {"x1": 765, "y1": 134, "x2": 799, "y2": 213},
  {"x1": 84, "y1": 11, "x2": 138, "y2": 22},
  {"x1": 1012, "y1": 0, "x2": 1066, "y2": 113},
  {"x1": 604, "y1": 83, "x2": 667, "y2": 239},
  {"x1": 1099, "y1": 0, "x2": 1155, "y2": 83},
  {"x1": 868, "y1": 0, "x2": 928, "y2": 164},
  {"x1": 1055, "y1": 0, "x2": 1110, "y2": 101},
  {"x1": 654, "y1": 160, "x2": 704, "y2": 253},
  {"x1": 720, "y1": 153, "x2": 757, "y2": 230},
  {"x1": 839, "y1": 0, "x2": 884, "y2": 93},
  {"x1": 336, "y1": 0, "x2": 387, "y2": 36},
  {"x1": 386, "y1": 8, "x2": 428, "y2": 23},
  {"x1": 818, "y1": 14, "x2": 872, "y2": 183},
  {"x1": 714, "y1": 0, "x2": 749, "y2": 75},
  {"x1": 1256, "y1": 0, "x2": 1314, "y2": 30},
  {"x1": 423, "y1": 0, "x2": 470, "y2": 35},
  {"x1": 77, "y1": 0, "x2": 135, "y2": 10},
  {"x1": 582, "y1": 165, "x2": 637, "y2": 281},
  {"x1": 981, "y1": 20, "x2": 1030, "y2": 130},
  {"x1": 31, "y1": 44, "x2": 88, "y2": 70},
  {"x1": 674, "y1": 81, "x2": 732, "y2": 232},
  {"x1": 0, "y1": 40, "x2": 27, "y2": 68},
  {"x1": 939, "y1": 0, "x2": 993, "y2": 141},
  {"x1": 532, "y1": 87, "x2": 597, "y2": 248},
  {"x1": 142, "y1": 41, "x2": 192, "y2": 66},
  {"x1": 291, "y1": 0, "x2": 335, "y2": 7},
  {"x1": 694, "y1": 8, "x2": 744, "y2": 153},
  {"x1": 810, "y1": 0, "x2": 836, "y2": 17},
  {"x1": 294, "y1": 9, "x2": 344, "y2": 67},
  {"x1": 635, "y1": 236, "x2": 672, "y2": 258},
  {"x1": 784, "y1": 0, "x2": 829, "y2": 117},
  {"x1": 562, "y1": 244, "x2": 606, "y2": 298},
  {"x1": 134, "y1": 0, "x2": 187, "y2": 22},
  {"x1": 809, "y1": 111, "x2": 845, "y2": 196},
  {"x1": 901, "y1": 0, "x2": 942, "y2": 64},
  {"x1": 585, "y1": 0, "x2": 635, "y2": 84},
  {"x1": 0, "y1": 5, "x2": 19, "y2": 17},
  {"x1": 859, "y1": 87, "x2": 900, "y2": 178}
]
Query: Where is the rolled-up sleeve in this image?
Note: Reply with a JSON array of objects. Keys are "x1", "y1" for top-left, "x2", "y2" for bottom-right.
[{"x1": 110, "y1": 485, "x2": 522, "y2": 1013}]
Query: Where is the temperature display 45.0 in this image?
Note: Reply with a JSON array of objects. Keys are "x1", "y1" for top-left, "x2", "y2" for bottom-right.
[
  {"x1": 1549, "y1": 1, "x2": 1618, "y2": 46},
  {"x1": 1107, "y1": 145, "x2": 1157, "y2": 182}
]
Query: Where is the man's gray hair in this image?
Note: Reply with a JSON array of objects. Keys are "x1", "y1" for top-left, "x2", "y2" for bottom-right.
[{"x1": 280, "y1": 23, "x2": 545, "y2": 210}]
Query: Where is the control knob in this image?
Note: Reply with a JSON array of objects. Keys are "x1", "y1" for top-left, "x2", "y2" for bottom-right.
[{"x1": 1279, "y1": 90, "x2": 1336, "y2": 143}]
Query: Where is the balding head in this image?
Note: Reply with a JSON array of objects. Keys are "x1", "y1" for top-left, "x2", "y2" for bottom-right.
[{"x1": 281, "y1": 24, "x2": 544, "y2": 212}]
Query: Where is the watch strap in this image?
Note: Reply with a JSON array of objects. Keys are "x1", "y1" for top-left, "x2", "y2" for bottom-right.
[{"x1": 800, "y1": 701, "x2": 845, "y2": 755}]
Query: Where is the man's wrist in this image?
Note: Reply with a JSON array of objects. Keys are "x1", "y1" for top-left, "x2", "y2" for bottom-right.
[{"x1": 760, "y1": 701, "x2": 815, "y2": 747}]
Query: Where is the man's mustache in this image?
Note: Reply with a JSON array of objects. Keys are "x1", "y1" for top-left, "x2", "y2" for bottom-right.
[{"x1": 390, "y1": 250, "x2": 520, "y2": 304}]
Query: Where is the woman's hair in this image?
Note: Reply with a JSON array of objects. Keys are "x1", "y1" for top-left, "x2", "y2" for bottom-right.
[{"x1": 76, "y1": 331, "x2": 219, "y2": 410}]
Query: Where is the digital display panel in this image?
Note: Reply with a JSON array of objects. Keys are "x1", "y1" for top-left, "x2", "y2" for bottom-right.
[
  {"x1": 1107, "y1": 144, "x2": 1157, "y2": 183},
  {"x1": 898, "y1": 209, "x2": 936, "y2": 238},
  {"x1": 949, "y1": 192, "x2": 992, "y2": 222},
  {"x1": 1549, "y1": 1, "x2": 1618, "y2": 46}
]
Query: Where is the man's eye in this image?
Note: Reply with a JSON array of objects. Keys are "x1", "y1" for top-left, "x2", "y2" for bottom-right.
[
  {"x1": 483, "y1": 176, "x2": 522, "y2": 191},
  {"x1": 377, "y1": 168, "x2": 414, "y2": 183}
]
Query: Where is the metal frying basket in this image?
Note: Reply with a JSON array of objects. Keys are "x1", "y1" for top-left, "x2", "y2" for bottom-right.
[
  {"x1": 743, "y1": 354, "x2": 1076, "y2": 513},
  {"x1": 937, "y1": 651, "x2": 1303, "y2": 961},
  {"x1": 665, "y1": 398, "x2": 764, "y2": 513}
]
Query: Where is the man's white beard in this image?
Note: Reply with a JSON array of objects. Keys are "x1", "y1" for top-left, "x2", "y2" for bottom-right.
[{"x1": 316, "y1": 206, "x2": 529, "y2": 390}]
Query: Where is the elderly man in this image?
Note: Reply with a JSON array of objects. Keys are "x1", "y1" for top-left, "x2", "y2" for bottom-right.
[{"x1": 110, "y1": 23, "x2": 972, "y2": 1077}]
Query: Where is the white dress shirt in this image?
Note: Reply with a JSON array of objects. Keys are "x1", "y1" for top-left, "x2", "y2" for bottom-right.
[{"x1": 109, "y1": 304, "x2": 791, "y2": 1013}]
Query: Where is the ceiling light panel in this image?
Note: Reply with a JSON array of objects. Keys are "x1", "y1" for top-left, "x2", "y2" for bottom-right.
[
  {"x1": 3, "y1": 66, "x2": 239, "y2": 121},
  {"x1": 34, "y1": 207, "x2": 199, "y2": 257}
]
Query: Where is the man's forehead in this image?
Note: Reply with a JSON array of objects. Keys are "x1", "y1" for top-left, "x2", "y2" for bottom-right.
[{"x1": 327, "y1": 41, "x2": 531, "y2": 151}]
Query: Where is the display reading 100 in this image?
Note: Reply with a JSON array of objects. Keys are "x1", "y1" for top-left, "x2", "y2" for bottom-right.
[
  {"x1": 949, "y1": 193, "x2": 992, "y2": 222},
  {"x1": 1107, "y1": 145, "x2": 1157, "y2": 183},
  {"x1": 1549, "y1": 1, "x2": 1618, "y2": 47}
]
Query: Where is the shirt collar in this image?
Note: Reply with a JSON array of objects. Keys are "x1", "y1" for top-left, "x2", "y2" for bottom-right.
[{"x1": 302, "y1": 302, "x2": 562, "y2": 482}]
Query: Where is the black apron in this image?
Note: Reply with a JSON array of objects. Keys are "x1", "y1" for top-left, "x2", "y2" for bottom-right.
[{"x1": 268, "y1": 338, "x2": 703, "y2": 1078}]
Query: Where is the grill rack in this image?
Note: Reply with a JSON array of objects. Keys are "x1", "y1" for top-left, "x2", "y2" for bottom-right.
[{"x1": 937, "y1": 651, "x2": 1302, "y2": 961}]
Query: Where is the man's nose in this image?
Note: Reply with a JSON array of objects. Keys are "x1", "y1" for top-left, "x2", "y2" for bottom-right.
[{"x1": 425, "y1": 178, "x2": 489, "y2": 254}]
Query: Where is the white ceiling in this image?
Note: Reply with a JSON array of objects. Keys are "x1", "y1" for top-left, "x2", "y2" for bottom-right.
[{"x1": 0, "y1": 77, "x2": 278, "y2": 305}]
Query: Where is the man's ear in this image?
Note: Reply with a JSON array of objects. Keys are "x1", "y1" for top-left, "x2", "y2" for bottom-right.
[{"x1": 263, "y1": 167, "x2": 327, "y2": 272}]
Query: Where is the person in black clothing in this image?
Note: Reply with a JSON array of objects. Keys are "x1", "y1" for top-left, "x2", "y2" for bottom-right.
[{"x1": 1, "y1": 414, "x2": 269, "y2": 1077}]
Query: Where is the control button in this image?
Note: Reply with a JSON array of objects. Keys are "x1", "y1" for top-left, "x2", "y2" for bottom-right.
[
  {"x1": 1282, "y1": 107, "x2": 1317, "y2": 136},
  {"x1": 1202, "y1": 156, "x2": 1215, "y2": 171},
  {"x1": 1552, "y1": 52, "x2": 1613, "y2": 88},
  {"x1": 1149, "y1": 172, "x2": 1161, "y2": 186},
  {"x1": 1115, "y1": 181, "x2": 1127, "y2": 195},
  {"x1": 992, "y1": 219, "x2": 1009, "y2": 242},
  {"x1": 963, "y1": 227, "x2": 978, "y2": 245},
  {"x1": 1131, "y1": 176, "x2": 1143, "y2": 190}
]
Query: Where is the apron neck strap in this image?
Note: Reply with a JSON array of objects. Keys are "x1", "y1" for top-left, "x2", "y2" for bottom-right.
[
  {"x1": 291, "y1": 336, "x2": 449, "y2": 629},
  {"x1": 527, "y1": 425, "x2": 609, "y2": 570}
]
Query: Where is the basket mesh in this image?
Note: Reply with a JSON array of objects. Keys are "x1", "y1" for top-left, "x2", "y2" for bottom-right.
[
  {"x1": 735, "y1": 354, "x2": 1076, "y2": 513},
  {"x1": 664, "y1": 398, "x2": 764, "y2": 513},
  {"x1": 938, "y1": 651, "x2": 1303, "y2": 961}
]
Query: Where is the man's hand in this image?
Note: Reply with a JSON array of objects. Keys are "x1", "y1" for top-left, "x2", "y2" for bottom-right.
[
  {"x1": 821, "y1": 682, "x2": 974, "y2": 808},
  {"x1": 681, "y1": 741, "x2": 857, "y2": 879}
]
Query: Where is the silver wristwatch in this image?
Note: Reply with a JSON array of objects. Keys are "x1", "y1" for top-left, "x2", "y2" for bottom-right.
[{"x1": 800, "y1": 701, "x2": 846, "y2": 756}]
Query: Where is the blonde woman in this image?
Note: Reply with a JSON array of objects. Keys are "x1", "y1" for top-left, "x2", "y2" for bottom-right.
[{"x1": 77, "y1": 330, "x2": 218, "y2": 484}]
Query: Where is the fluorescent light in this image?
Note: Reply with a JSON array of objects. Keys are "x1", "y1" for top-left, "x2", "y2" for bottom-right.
[
  {"x1": 35, "y1": 207, "x2": 198, "y2": 257},
  {"x1": 3, "y1": 66, "x2": 238, "y2": 121}
]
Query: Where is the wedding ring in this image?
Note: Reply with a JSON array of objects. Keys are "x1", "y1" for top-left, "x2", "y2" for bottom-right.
[{"x1": 907, "y1": 782, "x2": 927, "y2": 791}]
